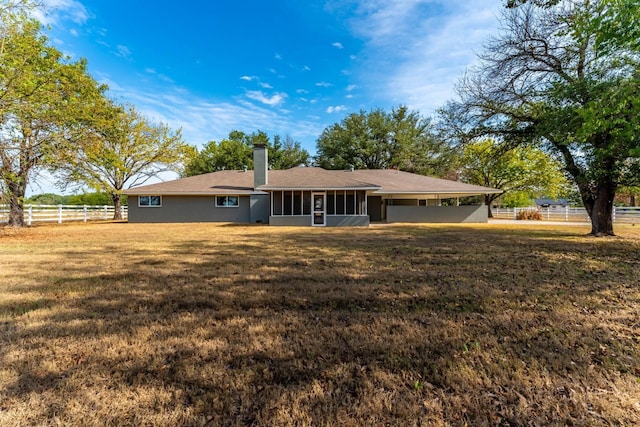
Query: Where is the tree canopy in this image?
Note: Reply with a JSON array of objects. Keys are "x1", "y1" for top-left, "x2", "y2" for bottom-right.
[
  {"x1": 183, "y1": 131, "x2": 310, "y2": 177},
  {"x1": 441, "y1": 0, "x2": 640, "y2": 235},
  {"x1": 460, "y1": 139, "x2": 570, "y2": 216},
  {"x1": 315, "y1": 106, "x2": 456, "y2": 177},
  {"x1": 53, "y1": 103, "x2": 189, "y2": 220},
  {"x1": 0, "y1": 17, "x2": 105, "y2": 226}
]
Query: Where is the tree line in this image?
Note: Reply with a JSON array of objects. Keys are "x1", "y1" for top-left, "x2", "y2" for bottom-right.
[{"x1": 2, "y1": 0, "x2": 638, "y2": 235}]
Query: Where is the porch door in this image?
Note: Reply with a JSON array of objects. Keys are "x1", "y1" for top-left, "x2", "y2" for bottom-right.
[{"x1": 312, "y1": 192, "x2": 326, "y2": 226}]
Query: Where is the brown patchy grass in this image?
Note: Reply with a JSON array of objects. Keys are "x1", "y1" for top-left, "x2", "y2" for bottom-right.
[{"x1": 1, "y1": 222, "x2": 639, "y2": 426}]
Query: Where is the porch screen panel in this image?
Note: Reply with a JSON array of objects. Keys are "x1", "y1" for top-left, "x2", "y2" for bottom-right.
[
  {"x1": 326, "y1": 191, "x2": 335, "y2": 215},
  {"x1": 284, "y1": 191, "x2": 293, "y2": 215},
  {"x1": 293, "y1": 191, "x2": 302, "y2": 215},
  {"x1": 273, "y1": 191, "x2": 283, "y2": 215},
  {"x1": 303, "y1": 191, "x2": 311, "y2": 215},
  {"x1": 336, "y1": 192, "x2": 345, "y2": 215},
  {"x1": 346, "y1": 191, "x2": 355, "y2": 215}
]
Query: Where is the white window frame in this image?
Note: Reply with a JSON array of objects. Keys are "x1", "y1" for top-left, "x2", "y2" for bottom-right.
[
  {"x1": 138, "y1": 195, "x2": 162, "y2": 207},
  {"x1": 215, "y1": 195, "x2": 240, "y2": 208}
]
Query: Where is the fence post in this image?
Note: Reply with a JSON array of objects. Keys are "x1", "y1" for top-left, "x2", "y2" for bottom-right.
[
  {"x1": 513, "y1": 208, "x2": 517, "y2": 220},
  {"x1": 120, "y1": 205, "x2": 125, "y2": 219},
  {"x1": 58, "y1": 205, "x2": 63, "y2": 224},
  {"x1": 83, "y1": 205, "x2": 88, "y2": 222},
  {"x1": 612, "y1": 206, "x2": 616, "y2": 223},
  {"x1": 27, "y1": 205, "x2": 32, "y2": 226},
  {"x1": 103, "y1": 205, "x2": 108, "y2": 220}
]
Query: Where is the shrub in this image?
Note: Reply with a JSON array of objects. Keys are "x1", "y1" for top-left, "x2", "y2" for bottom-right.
[{"x1": 516, "y1": 208, "x2": 543, "y2": 220}]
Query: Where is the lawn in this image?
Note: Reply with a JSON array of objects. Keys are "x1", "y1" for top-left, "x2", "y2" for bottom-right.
[{"x1": 1, "y1": 222, "x2": 639, "y2": 426}]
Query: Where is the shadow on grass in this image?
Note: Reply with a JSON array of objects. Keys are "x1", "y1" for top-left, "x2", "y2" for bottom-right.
[{"x1": 1, "y1": 225, "x2": 639, "y2": 425}]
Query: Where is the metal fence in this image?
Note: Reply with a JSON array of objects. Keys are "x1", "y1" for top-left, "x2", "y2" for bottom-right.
[
  {"x1": 0, "y1": 204, "x2": 128, "y2": 225},
  {"x1": 492, "y1": 206, "x2": 640, "y2": 223}
]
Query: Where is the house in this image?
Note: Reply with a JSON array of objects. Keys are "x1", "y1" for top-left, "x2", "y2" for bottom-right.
[
  {"x1": 535, "y1": 198, "x2": 571, "y2": 209},
  {"x1": 124, "y1": 145, "x2": 501, "y2": 226}
]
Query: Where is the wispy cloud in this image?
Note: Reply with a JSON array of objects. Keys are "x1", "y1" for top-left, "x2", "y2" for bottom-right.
[
  {"x1": 115, "y1": 45, "x2": 131, "y2": 59},
  {"x1": 326, "y1": 105, "x2": 347, "y2": 114},
  {"x1": 346, "y1": 84, "x2": 357, "y2": 91},
  {"x1": 274, "y1": 53, "x2": 282, "y2": 60},
  {"x1": 240, "y1": 75, "x2": 256, "y2": 81},
  {"x1": 338, "y1": 0, "x2": 502, "y2": 114},
  {"x1": 246, "y1": 91, "x2": 288, "y2": 107},
  {"x1": 332, "y1": 42, "x2": 344, "y2": 49},
  {"x1": 36, "y1": 0, "x2": 91, "y2": 26},
  {"x1": 260, "y1": 82, "x2": 273, "y2": 89},
  {"x1": 315, "y1": 81, "x2": 333, "y2": 88}
]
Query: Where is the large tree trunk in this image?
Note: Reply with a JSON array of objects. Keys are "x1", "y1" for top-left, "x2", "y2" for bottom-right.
[
  {"x1": 582, "y1": 179, "x2": 616, "y2": 237},
  {"x1": 485, "y1": 194, "x2": 494, "y2": 218},
  {"x1": 111, "y1": 193, "x2": 123, "y2": 221},
  {"x1": 6, "y1": 179, "x2": 27, "y2": 227}
]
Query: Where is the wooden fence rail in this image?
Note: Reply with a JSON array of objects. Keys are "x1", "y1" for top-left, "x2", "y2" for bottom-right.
[
  {"x1": 0, "y1": 204, "x2": 128, "y2": 225},
  {"x1": 492, "y1": 206, "x2": 640, "y2": 223}
]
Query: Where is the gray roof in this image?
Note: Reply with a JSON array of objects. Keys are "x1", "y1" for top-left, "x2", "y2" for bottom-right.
[{"x1": 124, "y1": 167, "x2": 501, "y2": 196}]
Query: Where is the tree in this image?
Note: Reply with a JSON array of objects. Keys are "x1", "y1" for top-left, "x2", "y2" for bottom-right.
[
  {"x1": 460, "y1": 139, "x2": 570, "y2": 217},
  {"x1": 0, "y1": 18, "x2": 105, "y2": 226},
  {"x1": 183, "y1": 130, "x2": 310, "y2": 176},
  {"x1": 440, "y1": 1, "x2": 640, "y2": 235},
  {"x1": 315, "y1": 106, "x2": 455, "y2": 177},
  {"x1": 54, "y1": 103, "x2": 189, "y2": 220}
]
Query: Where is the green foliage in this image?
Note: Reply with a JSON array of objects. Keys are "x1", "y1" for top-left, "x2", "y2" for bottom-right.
[
  {"x1": 461, "y1": 139, "x2": 570, "y2": 215},
  {"x1": 183, "y1": 131, "x2": 310, "y2": 177},
  {"x1": 500, "y1": 191, "x2": 534, "y2": 208},
  {"x1": 442, "y1": 0, "x2": 640, "y2": 235},
  {"x1": 24, "y1": 192, "x2": 126, "y2": 206},
  {"x1": 0, "y1": 17, "x2": 106, "y2": 226},
  {"x1": 315, "y1": 106, "x2": 456, "y2": 176},
  {"x1": 52, "y1": 103, "x2": 187, "y2": 219}
]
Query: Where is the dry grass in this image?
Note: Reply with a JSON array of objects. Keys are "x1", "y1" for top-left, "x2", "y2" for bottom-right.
[{"x1": 1, "y1": 222, "x2": 639, "y2": 426}]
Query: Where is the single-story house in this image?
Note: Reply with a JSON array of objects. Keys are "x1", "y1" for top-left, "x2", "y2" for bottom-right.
[
  {"x1": 124, "y1": 145, "x2": 501, "y2": 226},
  {"x1": 535, "y1": 198, "x2": 571, "y2": 209}
]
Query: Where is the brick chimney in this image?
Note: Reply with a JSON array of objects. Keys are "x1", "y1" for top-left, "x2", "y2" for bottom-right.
[{"x1": 253, "y1": 144, "x2": 268, "y2": 188}]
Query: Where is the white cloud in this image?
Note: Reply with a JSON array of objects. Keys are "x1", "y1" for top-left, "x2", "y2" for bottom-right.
[
  {"x1": 296, "y1": 89, "x2": 309, "y2": 94},
  {"x1": 260, "y1": 82, "x2": 273, "y2": 89},
  {"x1": 315, "y1": 81, "x2": 333, "y2": 88},
  {"x1": 115, "y1": 45, "x2": 131, "y2": 59},
  {"x1": 326, "y1": 105, "x2": 347, "y2": 114},
  {"x1": 35, "y1": 0, "x2": 91, "y2": 26},
  {"x1": 240, "y1": 75, "x2": 255, "y2": 81},
  {"x1": 69, "y1": 28, "x2": 78, "y2": 37},
  {"x1": 302, "y1": 65, "x2": 311, "y2": 71},
  {"x1": 346, "y1": 84, "x2": 357, "y2": 91},
  {"x1": 246, "y1": 91, "x2": 288, "y2": 107},
  {"x1": 274, "y1": 53, "x2": 282, "y2": 60},
  {"x1": 332, "y1": 42, "x2": 344, "y2": 49},
  {"x1": 338, "y1": 0, "x2": 502, "y2": 115}
]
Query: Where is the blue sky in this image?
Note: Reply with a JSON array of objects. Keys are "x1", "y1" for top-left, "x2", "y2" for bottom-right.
[{"x1": 29, "y1": 0, "x2": 503, "y2": 195}]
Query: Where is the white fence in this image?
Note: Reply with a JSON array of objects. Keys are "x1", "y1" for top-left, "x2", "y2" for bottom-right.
[
  {"x1": 492, "y1": 206, "x2": 640, "y2": 223},
  {"x1": 0, "y1": 204, "x2": 128, "y2": 225}
]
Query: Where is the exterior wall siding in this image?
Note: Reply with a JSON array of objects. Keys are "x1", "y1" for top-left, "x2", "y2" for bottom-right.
[
  {"x1": 249, "y1": 194, "x2": 270, "y2": 224},
  {"x1": 269, "y1": 215, "x2": 369, "y2": 227},
  {"x1": 386, "y1": 205, "x2": 488, "y2": 223},
  {"x1": 128, "y1": 195, "x2": 251, "y2": 223}
]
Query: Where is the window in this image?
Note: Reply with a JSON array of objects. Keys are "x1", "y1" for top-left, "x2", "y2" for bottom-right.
[
  {"x1": 215, "y1": 195, "x2": 239, "y2": 207},
  {"x1": 139, "y1": 195, "x2": 161, "y2": 207}
]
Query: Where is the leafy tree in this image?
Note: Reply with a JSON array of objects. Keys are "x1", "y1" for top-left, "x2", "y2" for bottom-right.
[
  {"x1": 183, "y1": 130, "x2": 310, "y2": 176},
  {"x1": 460, "y1": 139, "x2": 570, "y2": 217},
  {"x1": 0, "y1": 18, "x2": 105, "y2": 226},
  {"x1": 24, "y1": 193, "x2": 66, "y2": 205},
  {"x1": 440, "y1": 1, "x2": 640, "y2": 235},
  {"x1": 316, "y1": 106, "x2": 455, "y2": 176},
  {"x1": 269, "y1": 134, "x2": 310, "y2": 170},
  {"x1": 54, "y1": 103, "x2": 188, "y2": 220}
]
